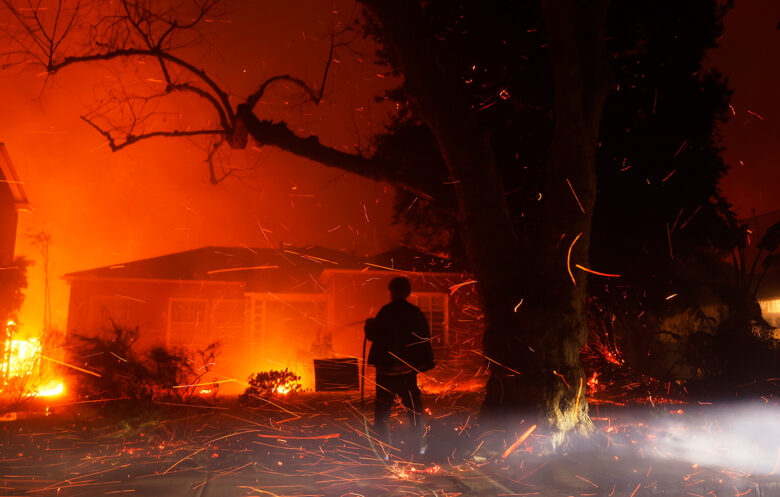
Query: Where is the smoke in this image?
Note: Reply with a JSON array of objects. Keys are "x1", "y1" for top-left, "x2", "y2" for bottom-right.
[{"x1": 648, "y1": 403, "x2": 780, "y2": 475}]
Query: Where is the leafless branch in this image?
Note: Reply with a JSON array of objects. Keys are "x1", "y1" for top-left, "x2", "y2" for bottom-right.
[
  {"x1": 204, "y1": 137, "x2": 236, "y2": 185},
  {"x1": 0, "y1": 0, "x2": 454, "y2": 210},
  {"x1": 81, "y1": 114, "x2": 225, "y2": 151},
  {"x1": 245, "y1": 32, "x2": 342, "y2": 110}
]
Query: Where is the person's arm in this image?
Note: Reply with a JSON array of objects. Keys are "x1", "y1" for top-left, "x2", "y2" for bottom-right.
[{"x1": 364, "y1": 306, "x2": 388, "y2": 342}]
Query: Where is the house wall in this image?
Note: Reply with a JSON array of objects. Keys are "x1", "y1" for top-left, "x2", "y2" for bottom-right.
[
  {"x1": 0, "y1": 183, "x2": 17, "y2": 267},
  {"x1": 244, "y1": 292, "x2": 329, "y2": 389}
]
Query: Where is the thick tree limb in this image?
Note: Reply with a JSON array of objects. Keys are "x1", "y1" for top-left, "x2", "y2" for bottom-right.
[{"x1": 235, "y1": 103, "x2": 452, "y2": 210}]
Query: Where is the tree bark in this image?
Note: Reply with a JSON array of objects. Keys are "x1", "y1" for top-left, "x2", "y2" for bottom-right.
[{"x1": 498, "y1": 0, "x2": 611, "y2": 442}]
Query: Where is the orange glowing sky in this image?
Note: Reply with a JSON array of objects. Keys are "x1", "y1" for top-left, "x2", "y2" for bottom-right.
[
  {"x1": 710, "y1": 0, "x2": 780, "y2": 218},
  {"x1": 1, "y1": 0, "x2": 401, "y2": 333},
  {"x1": 1, "y1": 0, "x2": 778, "y2": 334}
]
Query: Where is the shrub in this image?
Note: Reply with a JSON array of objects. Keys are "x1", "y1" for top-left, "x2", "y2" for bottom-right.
[
  {"x1": 69, "y1": 323, "x2": 220, "y2": 408},
  {"x1": 239, "y1": 369, "x2": 302, "y2": 404}
]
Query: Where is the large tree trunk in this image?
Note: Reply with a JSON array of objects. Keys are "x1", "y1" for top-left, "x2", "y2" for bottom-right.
[
  {"x1": 361, "y1": 0, "x2": 610, "y2": 444},
  {"x1": 482, "y1": 0, "x2": 611, "y2": 444}
]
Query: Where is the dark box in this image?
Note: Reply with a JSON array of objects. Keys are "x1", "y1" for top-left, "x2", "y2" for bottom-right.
[{"x1": 313, "y1": 358, "x2": 360, "y2": 391}]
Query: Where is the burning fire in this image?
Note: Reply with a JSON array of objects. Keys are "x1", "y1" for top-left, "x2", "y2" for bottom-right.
[
  {"x1": 34, "y1": 380, "x2": 65, "y2": 397},
  {"x1": 276, "y1": 383, "x2": 293, "y2": 395},
  {"x1": 1, "y1": 321, "x2": 65, "y2": 398}
]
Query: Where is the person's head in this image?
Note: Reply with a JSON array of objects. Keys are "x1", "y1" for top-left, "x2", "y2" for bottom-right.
[{"x1": 388, "y1": 276, "x2": 412, "y2": 301}]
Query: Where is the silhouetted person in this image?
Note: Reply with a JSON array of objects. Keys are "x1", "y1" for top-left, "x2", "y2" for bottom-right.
[{"x1": 364, "y1": 276, "x2": 435, "y2": 453}]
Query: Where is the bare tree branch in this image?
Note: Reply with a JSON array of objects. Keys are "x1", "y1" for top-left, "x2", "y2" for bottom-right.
[
  {"x1": 51, "y1": 48, "x2": 234, "y2": 124},
  {"x1": 0, "y1": 0, "x2": 457, "y2": 211},
  {"x1": 80, "y1": 115, "x2": 225, "y2": 151},
  {"x1": 245, "y1": 33, "x2": 337, "y2": 110}
]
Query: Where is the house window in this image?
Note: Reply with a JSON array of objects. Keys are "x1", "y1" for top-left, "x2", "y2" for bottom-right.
[
  {"x1": 410, "y1": 293, "x2": 449, "y2": 344},
  {"x1": 168, "y1": 299, "x2": 207, "y2": 346}
]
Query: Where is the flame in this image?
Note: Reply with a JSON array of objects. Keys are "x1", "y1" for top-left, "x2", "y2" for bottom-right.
[
  {"x1": 2, "y1": 321, "x2": 66, "y2": 398},
  {"x1": 35, "y1": 381, "x2": 65, "y2": 397},
  {"x1": 3, "y1": 337, "x2": 41, "y2": 377},
  {"x1": 276, "y1": 383, "x2": 292, "y2": 395}
]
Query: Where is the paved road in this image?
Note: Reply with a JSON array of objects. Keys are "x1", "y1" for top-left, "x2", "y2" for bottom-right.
[{"x1": 2, "y1": 395, "x2": 780, "y2": 496}]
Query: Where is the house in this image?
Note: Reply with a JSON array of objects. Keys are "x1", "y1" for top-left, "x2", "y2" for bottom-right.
[
  {"x1": 0, "y1": 143, "x2": 30, "y2": 267},
  {"x1": 743, "y1": 210, "x2": 780, "y2": 328},
  {"x1": 64, "y1": 245, "x2": 478, "y2": 392}
]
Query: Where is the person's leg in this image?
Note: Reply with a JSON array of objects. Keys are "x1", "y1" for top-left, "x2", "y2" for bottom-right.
[
  {"x1": 398, "y1": 373, "x2": 424, "y2": 436},
  {"x1": 373, "y1": 373, "x2": 395, "y2": 441}
]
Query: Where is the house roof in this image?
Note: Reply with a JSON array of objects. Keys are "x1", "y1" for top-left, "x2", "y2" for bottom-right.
[
  {"x1": 368, "y1": 247, "x2": 459, "y2": 272},
  {"x1": 0, "y1": 143, "x2": 31, "y2": 211},
  {"x1": 64, "y1": 245, "x2": 459, "y2": 292}
]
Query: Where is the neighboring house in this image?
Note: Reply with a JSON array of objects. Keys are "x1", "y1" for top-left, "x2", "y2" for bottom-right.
[
  {"x1": 744, "y1": 210, "x2": 780, "y2": 328},
  {"x1": 0, "y1": 143, "x2": 30, "y2": 267},
  {"x1": 64, "y1": 245, "x2": 477, "y2": 392}
]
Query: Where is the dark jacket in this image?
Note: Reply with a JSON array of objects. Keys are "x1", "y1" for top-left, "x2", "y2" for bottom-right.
[{"x1": 364, "y1": 299, "x2": 435, "y2": 373}]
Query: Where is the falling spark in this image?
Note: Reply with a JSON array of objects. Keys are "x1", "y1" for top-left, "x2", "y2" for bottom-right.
[
  {"x1": 673, "y1": 139, "x2": 688, "y2": 158},
  {"x1": 365, "y1": 262, "x2": 405, "y2": 272},
  {"x1": 255, "y1": 433, "x2": 340, "y2": 440},
  {"x1": 568, "y1": 233, "x2": 583, "y2": 285},
  {"x1": 513, "y1": 299, "x2": 524, "y2": 312},
  {"x1": 575, "y1": 475, "x2": 599, "y2": 488},
  {"x1": 553, "y1": 370, "x2": 571, "y2": 389},
  {"x1": 163, "y1": 447, "x2": 205, "y2": 474},
  {"x1": 172, "y1": 379, "x2": 235, "y2": 388},
  {"x1": 470, "y1": 350, "x2": 522, "y2": 375},
  {"x1": 283, "y1": 250, "x2": 338, "y2": 265},
  {"x1": 449, "y1": 279, "x2": 478, "y2": 294},
  {"x1": 575, "y1": 264, "x2": 620, "y2": 278},
  {"x1": 501, "y1": 424, "x2": 537, "y2": 458},
  {"x1": 206, "y1": 265, "x2": 279, "y2": 274},
  {"x1": 42, "y1": 355, "x2": 101, "y2": 377},
  {"x1": 566, "y1": 178, "x2": 586, "y2": 214}
]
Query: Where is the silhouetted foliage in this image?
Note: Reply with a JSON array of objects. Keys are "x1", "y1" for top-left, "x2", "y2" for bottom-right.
[
  {"x1": 239, "y1": 369, "x2": 302, "y2": 404},
  {"x1": 69, "y1": 324, "x2": 220, "y2": 410}
]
